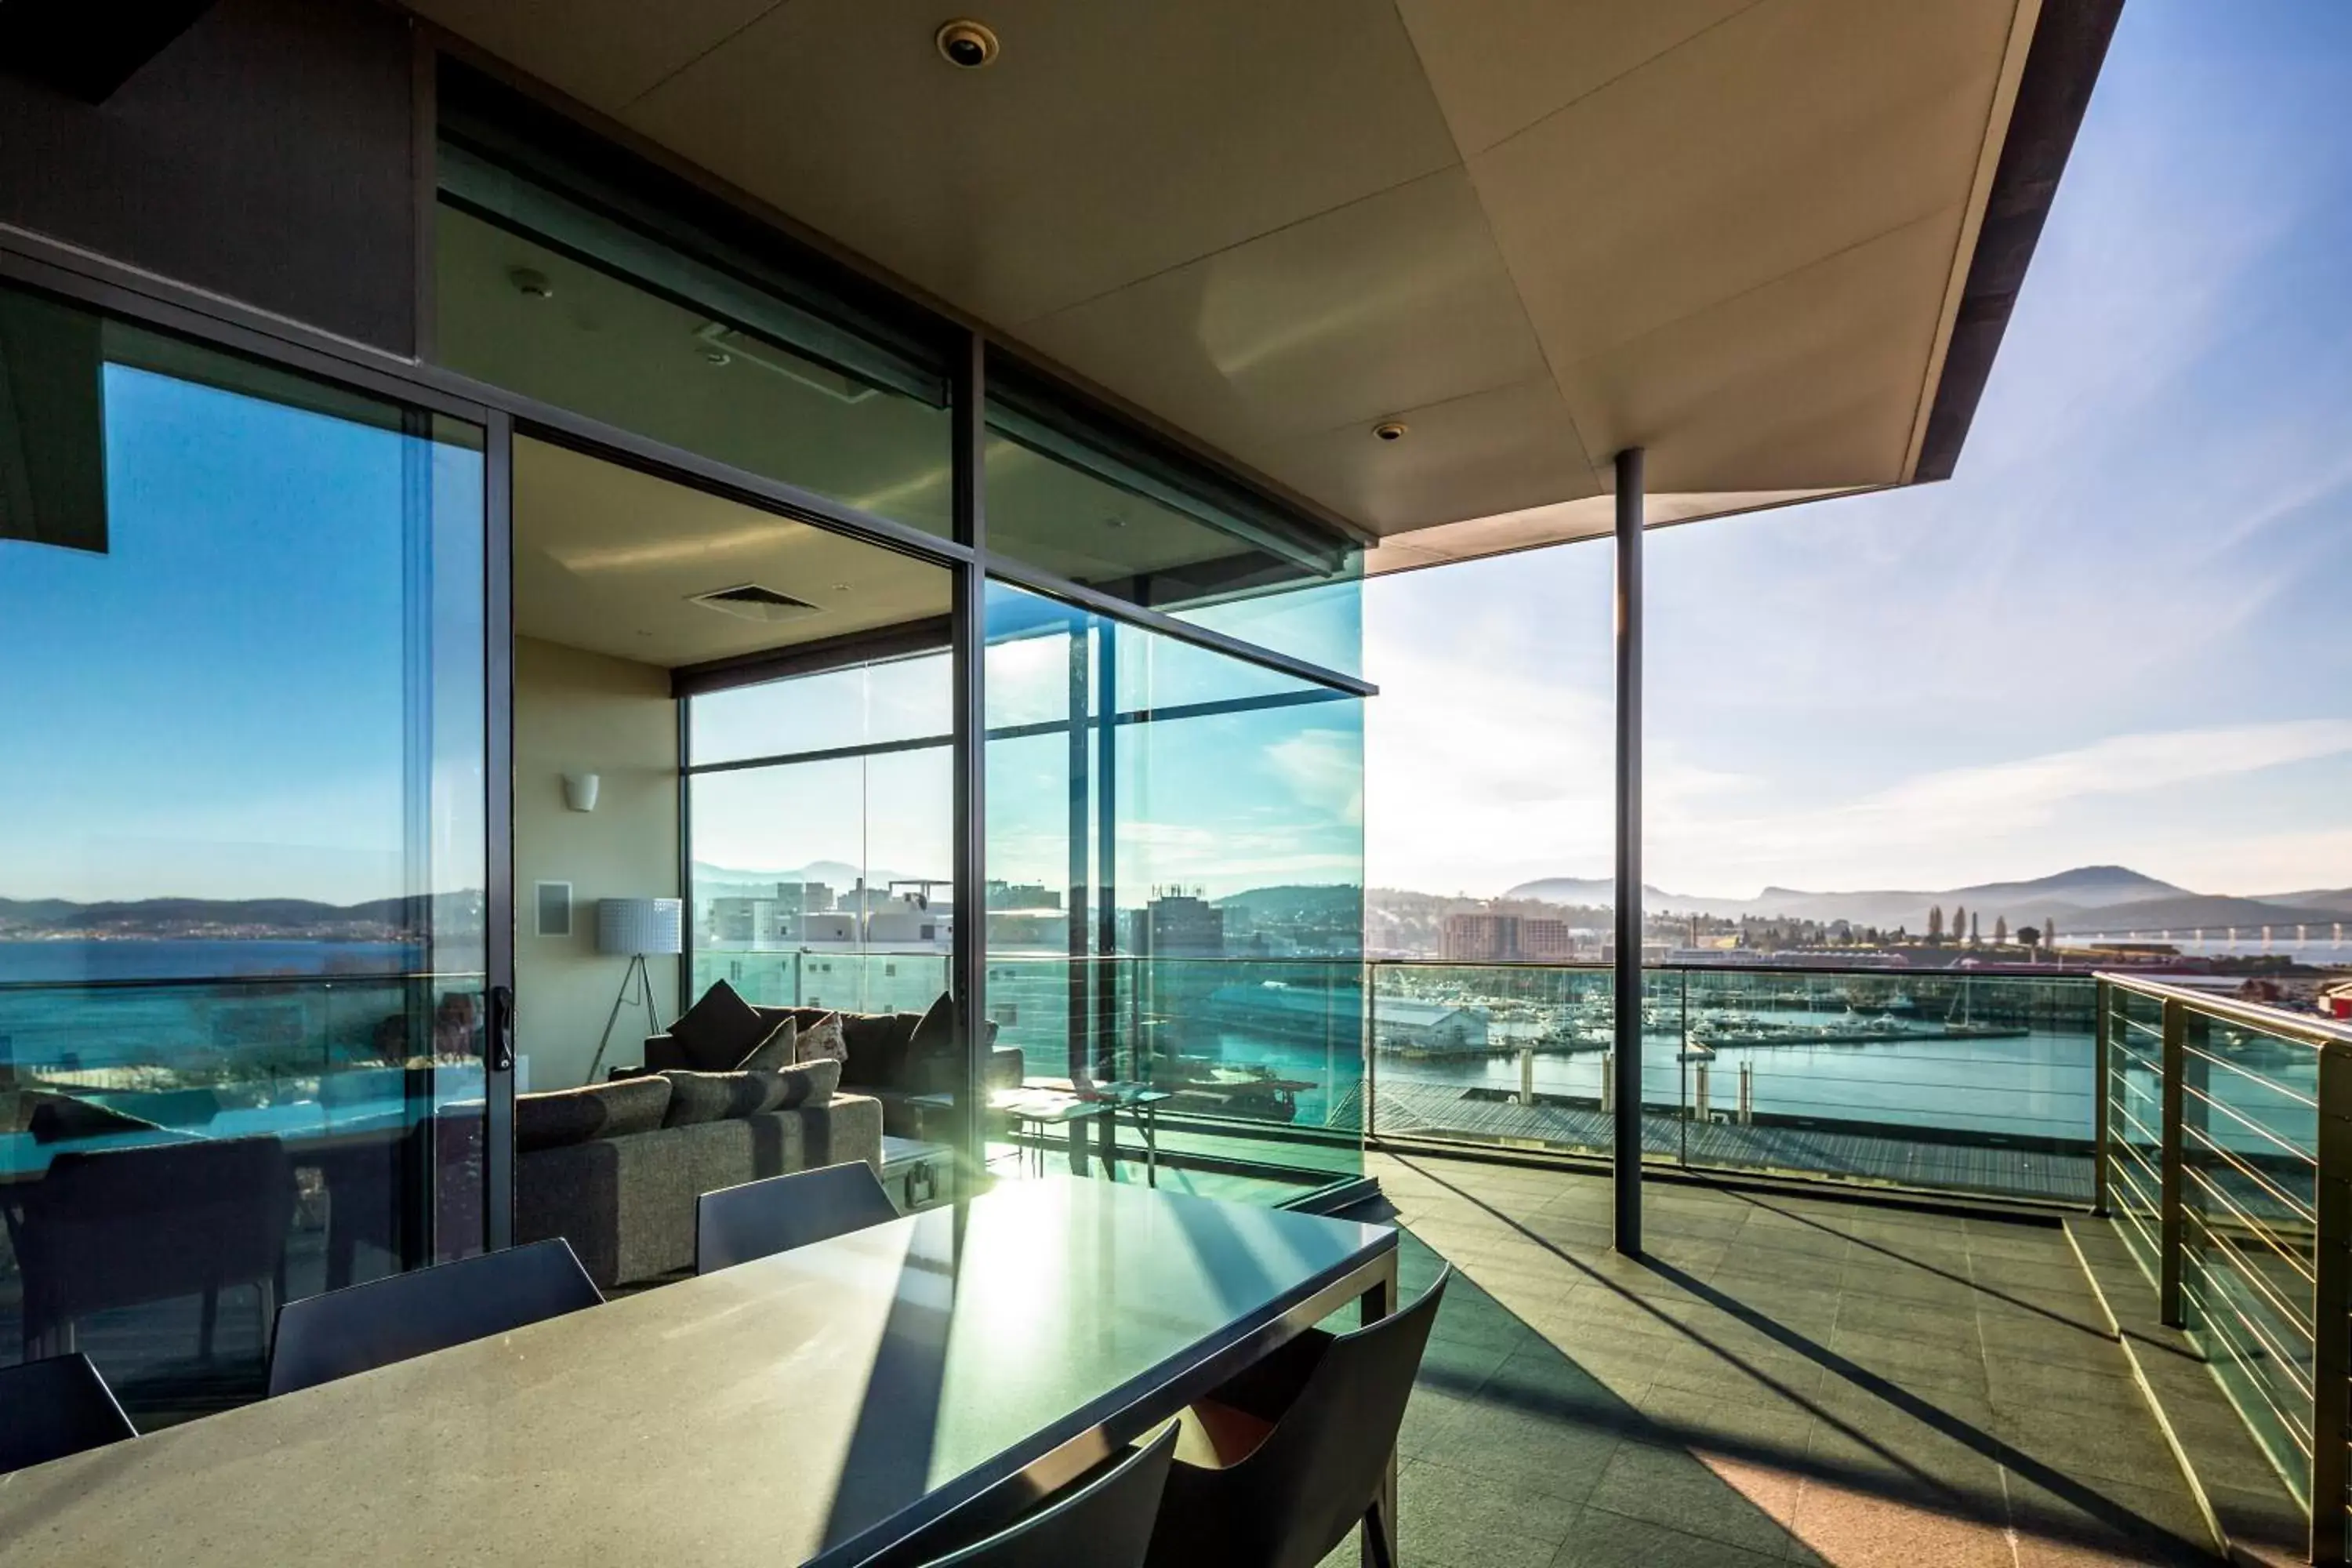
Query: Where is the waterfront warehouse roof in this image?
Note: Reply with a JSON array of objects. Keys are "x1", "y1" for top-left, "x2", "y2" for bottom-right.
[{"x1": 408, "y1": 0, "x2": 2119, "y2": 572}]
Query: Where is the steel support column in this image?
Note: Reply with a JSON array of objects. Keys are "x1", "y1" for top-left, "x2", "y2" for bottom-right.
[
  {"x1": 950, "y1": 332, "x2": 990, "y2": 1194},
  {"x1": 2158, "y1": 996, "x2": 2186, "y2": 1327},
  {"x1": 1613, "y1": 447, "x2": 1645, "y2": 1256}
]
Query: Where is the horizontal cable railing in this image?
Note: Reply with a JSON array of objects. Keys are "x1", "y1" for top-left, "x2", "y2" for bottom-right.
[
  {"x1": 1366, "y1": 959, "x2": 2103, "y2": 1204},
  {"x1": 2097, "y1": 971, "x2": 2352, "y2": 1565}
]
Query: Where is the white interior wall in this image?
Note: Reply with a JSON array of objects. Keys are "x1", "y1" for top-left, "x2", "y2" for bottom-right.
[{"x1": 512, "y1": 635, "x2": 680, "y2": 1090}]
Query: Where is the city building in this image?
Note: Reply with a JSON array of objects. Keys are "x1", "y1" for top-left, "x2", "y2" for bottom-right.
[
  {"x1": 6, "y1": 9, "x2": 2288, "y2": 1568},
  {"x1": 1443, "y1": 911, "x2": 1578, "y2": 962},
  {"x1": 1441, "y1": 913, "x2": 1518, "y2": 963},
  {"x1": 1129, "y1": 892, "x2": 1225, "y2": 960}
]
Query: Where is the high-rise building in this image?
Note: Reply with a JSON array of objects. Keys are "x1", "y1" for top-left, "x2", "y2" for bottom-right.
[{"x1": 1442, "y1": 913, "x2": 1519, "y2": 962}]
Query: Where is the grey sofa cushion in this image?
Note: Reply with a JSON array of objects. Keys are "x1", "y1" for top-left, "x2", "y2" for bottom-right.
[
  {"x1": 759, "y1": 1057, "x2": 840, "y2": 1112},
  {"x1": 658, "y1": 1070, "x2": 771, "y2": 1127},
  {"x1": 734, "y1": 1017, "x2": 799, "y2": 1071},
  {"x1": 514, "y1": 1092, "x2": 884, "y2": 1288},
  {"x1": 516, "y1": 1076, "x2": 672, "y2": 1152},
  {"x1": 665, "y1": 979, "x2": 769, "y2": 1072}
]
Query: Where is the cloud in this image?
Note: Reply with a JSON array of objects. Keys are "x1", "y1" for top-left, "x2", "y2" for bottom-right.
[
  {"x1": 1641, "y1": 720, "x2": 2352, "y2": 895},
  {"x1": 1868, "y1": 720, "x2": 2352, "y2": 823},
  {"x1": 1265, "y1": 728, "x2": 1366, "y2": 826}
]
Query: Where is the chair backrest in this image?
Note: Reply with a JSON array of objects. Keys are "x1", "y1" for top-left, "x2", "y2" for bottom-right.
[
  {"x1": 20, "y1": 1136, "x2": 297, "y2": 1317},
  {"x1": 0, "y1": 1353, "x2": 136, "y2": 1475},
  {"x1": 923, "y1": 1422, "x2": 1178, "y2": 1568},
  {"x1": 267, "y1": 1238, "x2": 603, "y2": 1397},
  {"x1": 695, "y1": 1160, "x2": 898, "y2": 1275},
  {"x1": 1218, "y1": 1265, "x2": 1451, "y2": 1568}
]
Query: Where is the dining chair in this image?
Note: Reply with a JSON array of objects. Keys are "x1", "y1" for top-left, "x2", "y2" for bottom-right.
[
  {"x1": 15, "y1": 1134, "x2": 296, "y2": 1363},
  {"x1": 0, "y1": 1352, "x2": 138, "y2": 1475},
  {"x1": 1142, "y1": 1265, "x2": 1451, "y2": 1568},
  {"x1": 266, "y1": 1238, "x2": 602, "y2": 1397},
  {"x1": 920, "y1": 1422, "x2": 1178, "y2": 1568},
  {"x1": 695, "y1": 1160, "x2": 898, "y2": 1275}
]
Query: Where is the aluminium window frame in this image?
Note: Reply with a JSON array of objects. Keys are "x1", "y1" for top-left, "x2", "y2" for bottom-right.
[{"x1": 0, "y1": 121, "x2": 1378, "y2": 1207}]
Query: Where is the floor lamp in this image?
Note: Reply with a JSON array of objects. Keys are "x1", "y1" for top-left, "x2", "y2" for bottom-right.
[{"x1": 590, "y1": 897, "x2": 683, "y2": 1083}]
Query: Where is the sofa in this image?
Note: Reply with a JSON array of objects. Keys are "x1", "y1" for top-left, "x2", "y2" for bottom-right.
[
  {"x1": 641, "y1": 988, "x2": 1022, "y2": 1145},
  {"x1": 512, "y1": 1064, "x2": 881, "y2": 1290}
]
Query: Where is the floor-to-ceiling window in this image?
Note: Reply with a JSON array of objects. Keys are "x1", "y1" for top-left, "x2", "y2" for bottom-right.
[
  {"x1": 0, "y1": 279, "x2": 489, "y2": 1423},
  {"x1": 982, "y1": 584, "x2": 1367, "y2": 1197},
  {"x1": 435, "y1": 77, "x2": 1370, "y2": 1205},
  {"x1": 685, "y1": 644, "x2": 956, "y2": 1020}
]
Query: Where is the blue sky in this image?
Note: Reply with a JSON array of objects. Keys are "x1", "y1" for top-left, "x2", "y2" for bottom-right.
[
  {"x1": 1363, "y1": 1, "x2": 2352, "y2": 902},
  {"x1": 0, "y1": 365, "x2": 484, "y2": 907}
]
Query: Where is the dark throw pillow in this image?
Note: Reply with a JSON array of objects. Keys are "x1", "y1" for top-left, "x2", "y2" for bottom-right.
[
  {"x1": 515, "y1": 1076, "x2": 672, "y2": 1152},
  {"x1": 903, "y1": 992, "x2": 960, "y2": 1092},
  {"x1": 665, "y1": 980, "x2": 770, "y2": 1073},
  {"x1": 840, "y1": 1011, "x2": 921, "y2": 1088},
  {"x1": 734, "y1": 1017, "x2": 799, "y2": 1072}
]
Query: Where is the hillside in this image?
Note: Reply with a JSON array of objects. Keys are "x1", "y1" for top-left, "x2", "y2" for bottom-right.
[{"x1": 1502, "y1": 865, "x2": 2349, "y2": 936}]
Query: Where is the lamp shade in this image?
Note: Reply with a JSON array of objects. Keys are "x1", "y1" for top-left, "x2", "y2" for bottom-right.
[{"x1": 597, "y1": 897, "x2": 683, "y2": 956}]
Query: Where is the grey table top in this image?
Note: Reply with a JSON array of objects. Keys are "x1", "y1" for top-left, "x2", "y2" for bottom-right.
[{"x1": 0, "y1": 1177, "x2": 1395, "y2": 1568}]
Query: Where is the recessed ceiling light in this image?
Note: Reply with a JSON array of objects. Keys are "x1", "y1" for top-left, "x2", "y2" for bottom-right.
[
  {"x1": 1373, "y1": 420, "x2": 1408, "y2": 442},
  {"x1": 936, "y1": 19, "x2": 999, "y2": 68}
]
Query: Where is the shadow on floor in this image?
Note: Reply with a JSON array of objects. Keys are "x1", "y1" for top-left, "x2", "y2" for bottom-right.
[{"x1": 1319, "y1": 1153, "x2": 2222, "y2": 1567}]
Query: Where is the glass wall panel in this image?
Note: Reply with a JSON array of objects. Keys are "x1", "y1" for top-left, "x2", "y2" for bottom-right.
[
  {"x1": 684, "y1": 644, "x2": 958, "y2": 1143},
  {"x1": 0, "y1": 282, "x2": 488, "y2": 1423},
  {"x1": 435, "y1": 153, "x2": 954, "y2": 539},
  {"x1": 984, "y1": 580, "x2": 1365, "y2": 1200},
  {"x1": 985, "y1": 355, "x2": 1364, "y2": 677}
]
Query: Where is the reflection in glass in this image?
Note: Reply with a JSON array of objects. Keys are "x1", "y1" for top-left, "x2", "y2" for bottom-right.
[
  {"x1": 985, "y1": 355, "x2": 1364, "y2": 677},
  {"x1": 984, "y1": 579, "x2": 1366, "y2": 1196},
  {"x1": 436, "y1": 173, "x2": 953, "y2": 539},
  {"x1": 0, "y1": 282, "x2": 487, "y2": 1422},
  {"x1": 684, "y1": 644, "x2": 960, "y2": 1149}
]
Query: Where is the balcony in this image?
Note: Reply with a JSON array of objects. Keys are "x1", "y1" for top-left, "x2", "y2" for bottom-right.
[
  {"x1": 1346, "y1": 971, "x2": 2351, "y2": 1568},
  {"x1": 1363, "y1": 1143, "x2": 2297, "y2": 1566}
]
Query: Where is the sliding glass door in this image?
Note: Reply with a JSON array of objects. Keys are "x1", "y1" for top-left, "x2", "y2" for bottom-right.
[{"x1": 0, "y1": 280, "x2": 497, "y2": 1423}]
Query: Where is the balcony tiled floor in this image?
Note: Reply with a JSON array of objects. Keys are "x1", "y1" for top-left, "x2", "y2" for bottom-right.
[{"x1": 1343, "y1": 1151, "x2": 2220, "y2": 1566}]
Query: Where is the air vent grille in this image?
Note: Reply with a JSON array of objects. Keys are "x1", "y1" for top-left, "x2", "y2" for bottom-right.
[{"x1": 691, "y1": 583, "x2": 823, "y2": 624}]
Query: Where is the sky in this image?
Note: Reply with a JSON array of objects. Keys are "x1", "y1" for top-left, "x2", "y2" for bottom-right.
[
  {"x1": 0, "y1": 362, "x2": 486, "y2": 909},
  {"x1": 1363, "y1": 1, "x2": 2352, "y2": 903}
]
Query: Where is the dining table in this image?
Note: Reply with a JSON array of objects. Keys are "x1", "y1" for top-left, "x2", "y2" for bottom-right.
[{"x1": 0, "y1": 1174, "x2": 1400, "y2": 1567}]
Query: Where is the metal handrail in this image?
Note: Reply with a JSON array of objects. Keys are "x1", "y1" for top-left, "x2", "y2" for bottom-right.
[
  {"x1": 2099, "y1": 970, "x2": 2352, "y2": 1050},
  {"x1": 2095, "y1": 972, "x2": 2351, "y2": 1563}
]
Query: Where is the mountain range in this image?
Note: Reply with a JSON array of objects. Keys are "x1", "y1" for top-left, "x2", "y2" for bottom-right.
[{"x1": 1503, "y1": 866, "x2": 2352, "y2": 935}]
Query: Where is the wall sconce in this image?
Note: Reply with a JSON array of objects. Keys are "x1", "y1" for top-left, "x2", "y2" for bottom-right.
[{"x1": 562, "y1": 773, "x2": 601, "y2": 813}]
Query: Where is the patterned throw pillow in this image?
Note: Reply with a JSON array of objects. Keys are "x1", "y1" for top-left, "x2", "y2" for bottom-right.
[
  {"x1": 793, "y1": 1011, "x2": 849, "y2": 1069},
  {"x1": 733, "y1": 1018, "x2": 798, "y2": 1072}
]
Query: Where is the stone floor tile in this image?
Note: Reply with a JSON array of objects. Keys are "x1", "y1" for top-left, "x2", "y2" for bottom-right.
[
  {"x1": 2003, "y1": 1472, "x2": 2218, "y2": 1566},
  {"x1": 1785, "y1": 1475, "x2": 2016, "y2": 1568},
  {"x1": 1581, "y1": 1440, "x2": 1798, "y2": 1557},
  {"x1": 1399, "y1": 1457, "x2": 1585, "y2": 1568},
  {"x1": 1831, "y1": 1292, "x2": 1985, "y2": 1348},
  {"x1": 1548, "y1": 1508, "x2": 1786, "y2": 1566},
  {"x1": 1824, "y1": 1324, "x2": 1991, "y2": 1396}
]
